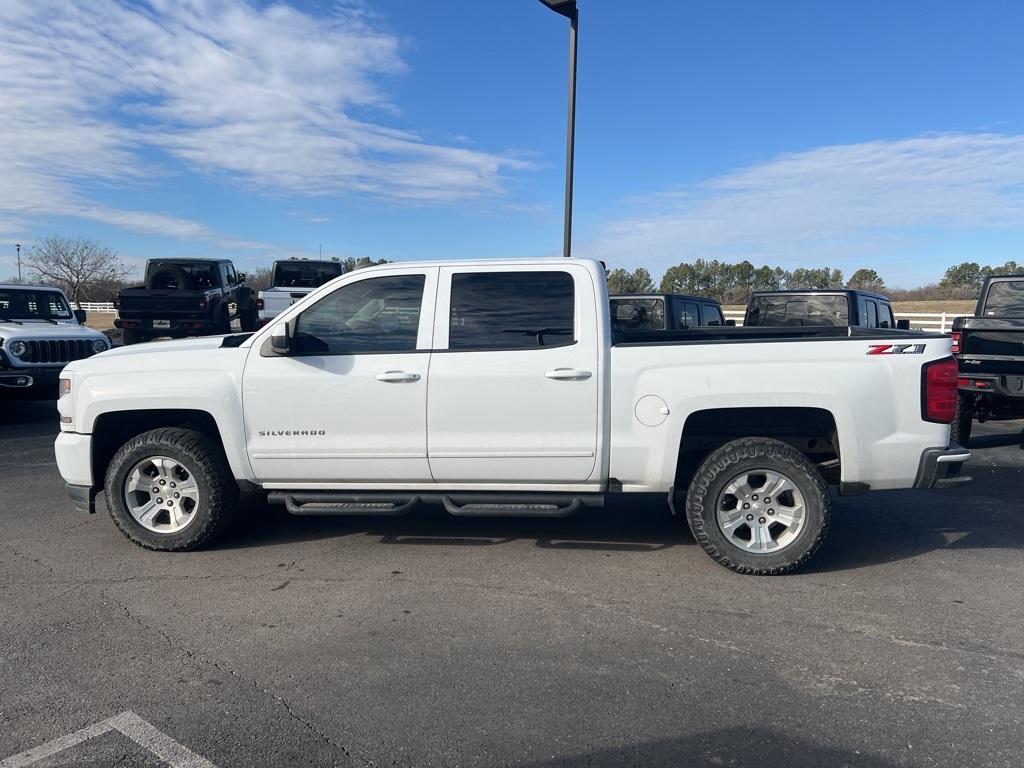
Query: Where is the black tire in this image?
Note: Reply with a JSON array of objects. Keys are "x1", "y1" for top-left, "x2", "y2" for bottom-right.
[
  {"x1": 213, "y1": 306, "x2": 231, "y2": 335},
  {"x1": 147, "y1": 264, "x2": 192, "y2": 291},
  {"x1": 239, "y1": 306, "x2": 258, "y2": 332},
  {"x1": 121, "y1": 328, "x2": 143, "y2": 345},
  {"x1": 104, "y1": 428, "x2": 238, "y2": 551},
  {"x1": 685, "y1": 437, "x2": 830, "y2": 575},
  {"x1": 951, "y1": 393, "x2": 973, "y2": 447}
]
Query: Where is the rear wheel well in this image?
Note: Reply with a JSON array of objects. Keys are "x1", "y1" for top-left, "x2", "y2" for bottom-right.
[
  {"x1": 675, "y1": 407, "x2": 840, "y2": 490},
  {"x1": 91, "y1": 409, "x2": 225, "y2": 488}
]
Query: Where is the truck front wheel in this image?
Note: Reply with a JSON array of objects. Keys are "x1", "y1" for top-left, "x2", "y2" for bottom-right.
[
  {"x1": 104, "y1": 428, "x2": 238, "y2": 551},
  {"x1": 685, "y1": 437, "x2": 830, "y2": 575}
]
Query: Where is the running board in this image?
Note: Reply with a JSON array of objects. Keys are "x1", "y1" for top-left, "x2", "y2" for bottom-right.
[
  {"x1": 442, "y1": 495, "x2": 582, "y2": 518},
  {"x1": 271, "y1": 493, "x2": 419, "y2": 516}
]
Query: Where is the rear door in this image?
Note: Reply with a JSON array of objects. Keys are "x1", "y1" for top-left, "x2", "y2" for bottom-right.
[{"x1": 427, "y1": 264, "x2": 600, "y2": 484}]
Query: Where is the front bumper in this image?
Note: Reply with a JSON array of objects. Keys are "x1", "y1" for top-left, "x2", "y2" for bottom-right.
[
  {"x1": 913, "y1": 445, "x2": 971, "y2": 489},
  {"x1": 0, "y1": 367, "x2": 61, "y2": 399}
]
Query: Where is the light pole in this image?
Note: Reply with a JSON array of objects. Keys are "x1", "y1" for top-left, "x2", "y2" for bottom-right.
[
  {"x1": 537, "y1": 0, "x2": 578, "y2": 259},
  {"x1": 15, "y1": 243, "x2": 21, "y2": 283}
]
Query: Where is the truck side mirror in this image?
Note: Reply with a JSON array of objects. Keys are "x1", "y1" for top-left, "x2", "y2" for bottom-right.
[
  {"x1": 897, "y1": 319, "x2": 911, "y2": 330},
  {"x1": 725, "y1": 319, "x2": 737, "y2": 326},
  {"x1": 74, "y1": 309, "x2": 87, "y2": 324},
  {"x1": 270, "y1": 322, "x2": 292, "y2": 354},
  {"x1": 236, "y1": 272, "x2": 247, "y2": 283}
]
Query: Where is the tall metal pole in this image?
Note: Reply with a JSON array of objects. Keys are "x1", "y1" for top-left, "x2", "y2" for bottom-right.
[
  {"x1": 562, "y1": 9, "x2": 578, "y2": 259},
  {"x1": 15, "y1": 243, "x2": 21, "y2": 283}
]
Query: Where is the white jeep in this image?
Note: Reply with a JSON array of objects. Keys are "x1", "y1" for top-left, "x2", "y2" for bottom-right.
[{"x1": 0, "y1": 284, "x2": 111, "y2": 399}]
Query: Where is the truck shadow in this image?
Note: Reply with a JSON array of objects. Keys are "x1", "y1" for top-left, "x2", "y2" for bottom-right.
[{"x1": 0, "y1": 401, "x2": 59, "y2": 440}]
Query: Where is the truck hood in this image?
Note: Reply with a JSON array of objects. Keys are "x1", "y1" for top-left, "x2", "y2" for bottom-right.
[
  {"x1": 0, "y1": 321, "x2": 106, "y2": 340},
  {"x1": 101, "y1": 335, "x2": 232, "y2": 358}
]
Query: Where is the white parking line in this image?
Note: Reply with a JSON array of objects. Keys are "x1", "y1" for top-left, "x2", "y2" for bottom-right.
[{"x1": 0, "y1": 710, "x2": 218, "y2": 768}]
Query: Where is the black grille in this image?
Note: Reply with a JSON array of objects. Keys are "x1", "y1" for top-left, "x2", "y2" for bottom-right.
[{"x1": 21, "y1": 339, "x2": 97, "y2": 365}]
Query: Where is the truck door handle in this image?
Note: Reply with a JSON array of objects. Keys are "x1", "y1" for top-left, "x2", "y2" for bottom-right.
[
  {"x1": 545, "y1": 368, "x2": 592, "y2": 381},
  {"x1": 375, "y1": 371, "x2": 421, "y2": 383}
]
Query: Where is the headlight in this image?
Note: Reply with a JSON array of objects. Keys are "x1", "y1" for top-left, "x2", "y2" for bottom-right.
[
  {"x1": 9, "y1": 340, "x2": 28, "y2": 358},
  {"x1": 90, "y1": 338, "x2": 108, "y2": 354}
]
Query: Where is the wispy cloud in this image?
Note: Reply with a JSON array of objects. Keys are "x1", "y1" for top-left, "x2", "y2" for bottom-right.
[
  {"x1": 0, "y1": 0, "x2": 530, "y2": 243},
  {"x1": 583, "y1": 132, "x2": 1024, "y2": 278}
]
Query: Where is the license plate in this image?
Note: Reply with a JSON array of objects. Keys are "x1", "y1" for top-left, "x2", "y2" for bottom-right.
[{"x1": 153, "y1": 320, "x2": 171, "y2": 329}]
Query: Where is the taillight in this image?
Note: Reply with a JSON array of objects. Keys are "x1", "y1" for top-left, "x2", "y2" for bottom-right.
[
  {"x1": 257, "y1": 298, "x2": 264, "y2": 311},
  {"x1": 950, "y1": 331, "x2": 961, "y2": 355},
  {"x1": 922, "y1": 357, "x2": 958, "y2": 423}
]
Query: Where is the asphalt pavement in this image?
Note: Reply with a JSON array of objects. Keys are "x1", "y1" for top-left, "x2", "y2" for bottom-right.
[{"x1": 1, "y1": 402, "x2": 1022, "y2": 767}]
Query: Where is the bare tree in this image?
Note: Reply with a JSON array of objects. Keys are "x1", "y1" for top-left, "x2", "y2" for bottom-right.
[
  {"x1": 245, "y1": 266, "x2": 274, "y2": 292},
  {"x1": 24, "y1": 236, "x2": 132, "y2": 303}
]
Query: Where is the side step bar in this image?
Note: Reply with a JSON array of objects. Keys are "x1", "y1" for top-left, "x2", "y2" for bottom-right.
[
  {"x1": 442, "y1": 495, "x2": 582, "y2": 518},
  {"x1": 272, "y1": 493, "x2": 420, "y2": 516},
  {"x1": 268, "y1": 492, "x2": 600, "y2": 518}
]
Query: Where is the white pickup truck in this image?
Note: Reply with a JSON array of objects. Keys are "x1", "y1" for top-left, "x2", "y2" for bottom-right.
[
  {"x1": 257, "y1": 259, "x2": 342, "y2": 324},
  {"x1": 54, "y1": 259, "x2": 969, "y2": 574}
]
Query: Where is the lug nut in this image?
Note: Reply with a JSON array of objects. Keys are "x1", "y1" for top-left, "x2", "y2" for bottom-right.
[
  {"x1": 167, "y1": 500, "x2": 174, "y2": 506},
  {"x1": 764, "y1": 497, "x2": 771, "y2": 503},
  {"x1": 759, "y1": 517, "x2": 766, "y2": 524},
  {"x1": 768, "y1": 509, "x2": 775, "y2": 516},
  {"x1": 174, "y1": 492, "x2": 180, "y2": 498},
  {"x1": 159, "y1": 479, "x2": 166, "y2": 486},
  {"x1": 156, "y1": 498, "x2": 163, "y2": 504},
  {"x1": 742, "y1": 503, "x2": 750, "y2": 509},
  {"x1": 746, "y1": 514, "x2": 754, "y2": 521},
  {"x1": 170, "y1": 482, "x2": 176, "y2": 488},
  {"x1": 152, "y1": 487, "x2": 159, "y2": 493},
  {"x1": 751, "y1": 494, "x2": 758, "y2": 501}
]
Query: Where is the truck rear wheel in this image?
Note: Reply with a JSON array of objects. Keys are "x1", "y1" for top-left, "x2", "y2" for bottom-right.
[
  {"x1": 104, "y1": 428, "x2": 237, "y2": 551},
  {"x1": 685, "y1": 437, "x2": 830, "y2": 575},
  {"x1": 951, "y1": 393, "x2": 973, "y2": 447}
]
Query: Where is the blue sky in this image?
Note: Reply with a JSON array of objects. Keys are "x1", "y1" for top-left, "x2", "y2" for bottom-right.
[{"x1": 1, "y1": 0, "x2": 1023, "y2": 287}]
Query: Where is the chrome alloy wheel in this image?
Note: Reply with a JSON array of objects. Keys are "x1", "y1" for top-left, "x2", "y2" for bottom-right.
[
  {"x1": 716, "y1": 469, "x2": 806, "y2": 553},
  {"x1": 123, "y1": 455, "x2": 200, "y2": 534}
]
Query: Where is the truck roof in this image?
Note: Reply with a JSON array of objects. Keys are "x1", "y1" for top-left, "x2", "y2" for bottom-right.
[
  {"x1": 146, "y1": 258, "x2": 232, "y2": 265},
  {"x1": 611, "y1": 293, "x2": 721, "y2": 305},
  {"x1": 750, "y1": 288, "x2": 890, "y2": 302},
  {"x1": 0, "y1": 283, "x2": 67, "y2": 292}
]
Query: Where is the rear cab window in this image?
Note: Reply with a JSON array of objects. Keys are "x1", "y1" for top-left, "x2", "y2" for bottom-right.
[
  {"x1": 983, "y1": 280, "x2": 1024, "y2": 317},
  {"x1": 747, "y1": 295, "x2": 849, "y2": 326},
  {"x1": 701, "y1": 303, "x2": 725, "y2": 326},
  {"x1": 610, "y1": 298, "x2": 665, "y2": 331}
]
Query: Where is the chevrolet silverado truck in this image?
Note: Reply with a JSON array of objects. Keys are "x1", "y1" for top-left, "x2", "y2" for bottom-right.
[
  {"x1": 745, "y1": 289, "x2": 909, "y2": 330},
  {"x1": 257, "y1": 259, "x2": 342, "y2": 324},
  {"x1": 114, "y1": 258, "x2": 257, "y2": 344},
  {"x1": 0, "y1": 284, "x2": 110, "y2": 399},
  {"x1": 951, "y1": 274, "x2": 1024, "y2": 445},
  {"x1": 55, "y1": 259, "x2": 969, "y2": 575}
]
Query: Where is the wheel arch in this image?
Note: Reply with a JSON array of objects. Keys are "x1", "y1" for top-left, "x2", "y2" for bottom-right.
[
  {"x1": 92, "y1": 409, "x2": 231, "y2": 491},
  {"x1": 674, "y1": 406, "x2": 841, "y2": 492}
]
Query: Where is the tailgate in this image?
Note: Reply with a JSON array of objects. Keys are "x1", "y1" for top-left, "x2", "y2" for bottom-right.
[
  {"x1": 262, "y1": 289, "x2": 309, "y2": 316},
  {"x1": 118, "y1": 291, "x2": 208, "y2": 317},
  {"x1": 958, "y1": 323, "x2": 1024, "y2": 377}
]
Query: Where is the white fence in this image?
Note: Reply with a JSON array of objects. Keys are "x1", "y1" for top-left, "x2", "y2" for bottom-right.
[
  {"x1": 723, "y1": 310, "x2": 957, "y2": 333},
  {"x1": 73, "y1": 301, "x2": 117, "y2": 313}
]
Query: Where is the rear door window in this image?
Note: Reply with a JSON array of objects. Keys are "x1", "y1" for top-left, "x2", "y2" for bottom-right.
[
  {"x1": 865, "y1": 300, "x2": 879, "y2": 328},
  {"x1": 449, "y1": 271, "x2": 574, "y2": 351},
  {"x1": 671, "y1": 298, "x2": 699, "y2": 328}
]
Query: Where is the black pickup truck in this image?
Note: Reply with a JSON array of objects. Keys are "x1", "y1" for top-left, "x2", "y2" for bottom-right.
[
  {"x1": 114, "y1": 258, "x2": 257, "y2": 344},
  {"x1": 951, "y1": 275, "x2": 1024, "y2": 444},
  {"x1": 744, "y1": 289, "x2": 910, "y2": 329},
  {"x1": 610, "y1": 293, "x2": 728, "y2": 331}
]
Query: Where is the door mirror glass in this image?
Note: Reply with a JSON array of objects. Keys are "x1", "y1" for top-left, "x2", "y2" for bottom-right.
[
  {"x1": 897, "y1": 318, "x2": 911, "y2": 330},
  {"x1": 236, "y1": 272, "x2": 246, "y2": 284},
  {"x1": 725, "y1": 319, "x2": 737, "y2": 326}
]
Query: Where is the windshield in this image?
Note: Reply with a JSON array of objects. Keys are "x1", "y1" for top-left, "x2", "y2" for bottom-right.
[
  {"x1": 0, "y1": 288, "x2": 74, "y2": 322},
  {"x1": 983, "y1": 280, "x2": 1024, "y2": 317},
  {"x1": 273, "y1": 262, "x2": 342, "y2": 289},
  {"x1": 610, "y1": 298, "x2": 666, "y2": 331},
  {"x1": 746, "y1": 294, "x2": 849, "y2": 326}
]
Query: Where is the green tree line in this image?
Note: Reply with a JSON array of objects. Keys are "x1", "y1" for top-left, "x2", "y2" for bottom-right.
[{"x1": 606, "y1": 260, "x2": 1021, "y2": 304}]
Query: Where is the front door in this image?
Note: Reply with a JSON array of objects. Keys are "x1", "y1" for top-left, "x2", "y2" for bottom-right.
[
  {"x1": 426, "y1": 265, "x2": 600, "y2": 484},
  {"x1": 242, "y1": 268, "x2": 437, "y2": 484}
]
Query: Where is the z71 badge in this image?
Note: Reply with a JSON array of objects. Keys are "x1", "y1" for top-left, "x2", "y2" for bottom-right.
[{"x1": 866, "y1": 344, "x2": 926, "y2": 355}]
